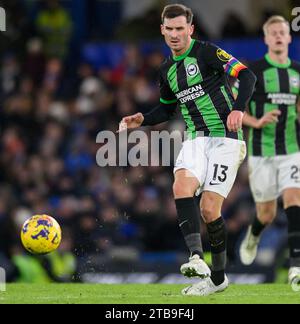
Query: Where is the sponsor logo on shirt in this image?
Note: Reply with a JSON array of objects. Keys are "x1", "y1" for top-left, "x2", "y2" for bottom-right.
[
  {"x1": 216, "y1": 49, "x2": 232, "y2": 62},
  {"x1": 267, "y1": 93, "x2": 297, "y2": 105},
  {"x1": 175, "y1": 84, "x2": 206, "y2": 104}
]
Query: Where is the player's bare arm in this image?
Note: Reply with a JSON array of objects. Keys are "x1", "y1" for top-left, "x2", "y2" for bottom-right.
[{"x1": 242, "y1": 110, "x2": 281, "y2": 129}]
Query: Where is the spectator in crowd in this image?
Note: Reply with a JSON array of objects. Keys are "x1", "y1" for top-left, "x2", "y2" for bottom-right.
[
  {"x1": 36, "y1": 0, "x2": 72, "y2": 60},
  {"x1": 24, "y1": 38, "x2": 46, "y2": 87}
]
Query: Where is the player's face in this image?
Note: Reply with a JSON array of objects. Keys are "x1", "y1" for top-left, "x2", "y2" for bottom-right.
[
  {"x1": 265, "y1": 22, "x2": 291, "y2": 54},
  {"x1": 161, "y1": 16, "x2": 194, "y2": 55}
]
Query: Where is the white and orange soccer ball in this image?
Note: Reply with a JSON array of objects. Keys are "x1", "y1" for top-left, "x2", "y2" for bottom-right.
[{"x1": 21, "y1": 215, "x2": 62, "y2": 255}]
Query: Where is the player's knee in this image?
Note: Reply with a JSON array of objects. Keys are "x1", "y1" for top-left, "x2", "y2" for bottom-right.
[
  {"x1": 201, "y1": 206, "x2": 216, "y2": 223},
  {"x1": 258, "y1": 210, "x2": 276, "y2": 225},
  {"x1": 200, "y1": 201, "x2": 220, "y2": 223},
  {"x1": 285, "y1": 199, "x2": 300, "y2": 209},
  {"x1": 173, "y1": 180, "x2": 194, "y2": 199},
  {"x1": 283, "y1": 196, "x2": 300, "y2": 209}
]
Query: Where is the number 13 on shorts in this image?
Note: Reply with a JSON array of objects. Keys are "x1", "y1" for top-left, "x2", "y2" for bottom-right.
[
  {"x1": 174, "y1": 137, "x2": 246, "y2": 199},
  {"x1": 204, "y1": 139, "x2": 246, "y2": 198}
]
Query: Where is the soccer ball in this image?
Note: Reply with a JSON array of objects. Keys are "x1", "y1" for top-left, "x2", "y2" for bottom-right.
[{"x1": 21, "y1": 215, "x2": 62, "y2": 255}]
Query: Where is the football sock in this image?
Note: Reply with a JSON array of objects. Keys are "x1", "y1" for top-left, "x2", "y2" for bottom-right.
[
  {"x1": 286, "y1": 206, "x2": 300, "y2": 267},
  {"x1": 175, "y1": 197, "x2": 204, "y2": 259},
  {"x1": 207, "y1": 217, "x2": 227, "y2": 286},
  {"x1": 251, "y1": 215, "x2": 266, "y2": 237}
]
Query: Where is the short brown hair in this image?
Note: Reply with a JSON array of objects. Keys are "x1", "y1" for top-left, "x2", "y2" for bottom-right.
[
  {"x1": 263, "y1": 15, "x2": 290, "y2": 36},
  {"x1": 161, "y1": 4, "x2": 193, "y2": 24}
]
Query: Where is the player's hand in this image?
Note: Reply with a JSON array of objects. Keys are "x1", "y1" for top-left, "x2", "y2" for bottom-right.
[
  {"x1": 227, "y1": 111, "x2": 244, "y2": 132},
  {"x1": 257, "y1": 110, "x2": 281, "y2": 129},
  {"x1": 118, "y1": 113, "x2": 145, "y2": 133}
]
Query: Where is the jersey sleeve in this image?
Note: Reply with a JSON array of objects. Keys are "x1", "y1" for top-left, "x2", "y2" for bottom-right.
[
  {"x1": 203, "y1": 42, "x2": 247, "y2": 78},
  {"x1": 232, "y1": 62, "x2": 257, "y2": 96},
  {"x1": 159, "y1": 71, "x2": 177, "y2": 105}
]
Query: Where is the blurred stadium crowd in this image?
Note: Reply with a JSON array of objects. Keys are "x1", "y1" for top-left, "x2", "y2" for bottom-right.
[{"x1": 0, "y1": 0, "x2": 292, "y2": 282}]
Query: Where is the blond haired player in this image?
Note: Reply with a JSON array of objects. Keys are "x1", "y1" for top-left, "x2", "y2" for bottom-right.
[{"x1": 238, "y1": 16, "x2": 300, "y2": 284}]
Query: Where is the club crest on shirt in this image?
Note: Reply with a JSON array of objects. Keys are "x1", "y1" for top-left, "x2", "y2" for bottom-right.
[
  {"x1": 290, "y1": 76, "x2": 300, "y2": 89},
  {"x1": 216, "y1": 49, "x2": 232, "y2": 62},
  {"x1": 186, "y1": 63, "x2": 199, "y2": 77}
]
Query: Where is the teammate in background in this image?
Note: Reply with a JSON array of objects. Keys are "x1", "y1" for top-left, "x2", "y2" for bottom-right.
[
  {"x1": 118, "y1": 4, "x2": 256, "y2": 296},
  {"x1": 239, "y1": 16, "x2": 300, "y2": 284}
]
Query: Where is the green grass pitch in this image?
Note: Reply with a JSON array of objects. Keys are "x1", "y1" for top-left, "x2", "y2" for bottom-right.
[{"x1": 1, "y1": 284, "x2": 300, "y2": 304}]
